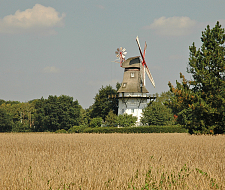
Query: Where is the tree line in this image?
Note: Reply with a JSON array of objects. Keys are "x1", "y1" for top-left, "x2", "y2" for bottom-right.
[
  {"x1": 0, "y1": 22, "x2": 225, "y2": 134},
  {"x1": 0, "y1": 86, "x2": 174, "y2": 132}
]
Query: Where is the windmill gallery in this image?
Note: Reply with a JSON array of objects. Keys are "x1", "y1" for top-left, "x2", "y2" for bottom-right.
[{"x1": 114, "y1": 36, "x2": 156, "y2": 125}]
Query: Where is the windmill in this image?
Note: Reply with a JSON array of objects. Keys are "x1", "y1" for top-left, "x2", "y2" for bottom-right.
[{"x1": 116, "y1": 36, "x2": 156, "y2": 125}]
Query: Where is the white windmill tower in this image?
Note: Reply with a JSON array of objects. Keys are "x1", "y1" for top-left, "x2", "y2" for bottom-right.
[{"x1": 116, "y1": 36, "x2": 156, "y2": 125}]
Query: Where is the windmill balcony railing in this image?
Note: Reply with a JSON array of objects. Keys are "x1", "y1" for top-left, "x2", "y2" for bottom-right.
[{"x1": 118, "y1": 93, "x2": 157, "y2": 99}]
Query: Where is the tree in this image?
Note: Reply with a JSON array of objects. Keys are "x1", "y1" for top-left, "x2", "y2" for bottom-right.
[
  {"x1": 141, "y1": 91, "x2": 175, "y2": 126},
  {"x1": 90, "y1": 85, "x2": 118, "y2": 120},
  {"x1": 168, "y1": 22, "x2": 225, "y2": 134},
  {"x1": 105, "y1": 110, "x2": 118, "y2": 127},
  {"x1": 89, "y1": 117, "x2": 103, "y2": 128},
  {"x1": 141, "y1": 102, "x2": 174, "y2": 126},
  {"x1": 0, "y1": 107, "x2": 13, "y2": 132},
  {"x1": 117, "y1": 113, "x2": 137, "y2": 127},
  {"x1": 0, "y1": 101, "x2": 35, "y2": 132},
  {"x1": 34, "y1": 95, "x2": 82, "y2": 132}
]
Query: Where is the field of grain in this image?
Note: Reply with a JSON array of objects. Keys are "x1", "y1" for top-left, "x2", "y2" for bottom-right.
[{"x1": 0, "y1": 133, "x2": 224, "y2": 189}]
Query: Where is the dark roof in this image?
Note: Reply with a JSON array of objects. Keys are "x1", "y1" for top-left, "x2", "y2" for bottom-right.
[{"x1": 121, "y1": 56, "x2": 141, "y2": 68}]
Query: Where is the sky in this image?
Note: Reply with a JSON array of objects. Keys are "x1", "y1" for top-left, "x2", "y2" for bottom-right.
[{"x1": 1, "y1": 0, "x2": 225, "y2": 108}]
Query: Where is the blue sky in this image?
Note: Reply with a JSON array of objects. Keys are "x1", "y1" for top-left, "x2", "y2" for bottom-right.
[{"x1": 1, "y1": 0, "x2": 225, "y2": 108}]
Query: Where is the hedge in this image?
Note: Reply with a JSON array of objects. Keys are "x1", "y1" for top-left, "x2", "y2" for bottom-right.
[{"x1": 68, "y1": 125, "x2": 188, "y2": 134}]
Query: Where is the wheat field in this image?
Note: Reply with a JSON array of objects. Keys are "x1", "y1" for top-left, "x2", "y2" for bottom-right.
[{"x1": 0, "y1": 133, "x2": 224, "y2": 189}]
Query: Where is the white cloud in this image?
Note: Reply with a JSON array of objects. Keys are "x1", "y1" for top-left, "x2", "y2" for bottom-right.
[
  {"x1": 0, "y1": 4, "x2": 65, "y2": 35},
  {"x1": 43, "y1": 66, "x2": 60, "y2": 73},
  {"x1": 147, "y1": 16, "x2": 197, "y2": 36}
]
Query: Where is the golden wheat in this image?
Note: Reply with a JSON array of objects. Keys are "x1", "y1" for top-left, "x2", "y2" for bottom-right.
[{"x1": 0, "y1": 133, "x2": 224, "y2": 189}]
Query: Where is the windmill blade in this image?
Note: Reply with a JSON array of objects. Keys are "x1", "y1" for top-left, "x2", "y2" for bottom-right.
[
  {"x1": 139, "y1": 62, "x2": 145, "y2": 85},
  {"x1": 143, "y1": 41, "x2": 147, "y2": 58},
  {"x1": 145, "y1": 65, "x2": 155, "y2": 87},
  {"x1": 136, "y1": 36, "x2": 146, "y2": 65}
]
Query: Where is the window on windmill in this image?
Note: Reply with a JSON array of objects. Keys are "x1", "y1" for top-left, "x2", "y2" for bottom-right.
[
  {"x1": 122, "y1": 109, "x2": 124, "y2": 114},
  {"x1": 122, "y1": 83, "x2": 127, "y2": 88},
  {"x1": 131, "y1": 109, "x2": 134, "y2": 113},
  {"x1": 131, "y1": 72, "x2": 135, "y2": 78}
]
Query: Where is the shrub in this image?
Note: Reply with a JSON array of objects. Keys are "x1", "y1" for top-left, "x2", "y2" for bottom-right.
[
  {"x1": 141, "y1": 102, "x2": 174, "y2": 126},
  {"x1": 117, "y1": 114, "x2": 137, "y2": 127},
  {"x1": 105, "y1": 110, "x2": 118, "y2": 127},
  {"x1": 82, "y1": 125, "x2": 187, "y2": 134},
  {"x1": 89, "y1": 117, "x2": 103, "y2": 128},
  {"x1": 68, "y1": 125, "x2": 87, "y2": 133},
  {"x1": 55, "y1": 129, "x2": 67, "y2": 133}
]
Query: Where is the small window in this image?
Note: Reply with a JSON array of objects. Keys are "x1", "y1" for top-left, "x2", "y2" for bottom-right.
[
  {"x1": 122, "y1": 83, "x2": 127, "y2": 88},
  {"x1": 131, "y1": 109, "x2": 134, "y2": 113},
  {"x1": 122, "y1": 109, "x2": 124, "y2": 114},
  {"x1": 131, "y1": 73, "x2": 134, "y2": 78}
]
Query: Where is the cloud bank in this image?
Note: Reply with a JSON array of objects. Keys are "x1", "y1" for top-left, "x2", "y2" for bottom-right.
[
  {"x1": 0, "y1": 4, "x2": 65, "y2": 35},
  {"x1": 147, "y1": 16, "x2": 197, "y2": 36}
]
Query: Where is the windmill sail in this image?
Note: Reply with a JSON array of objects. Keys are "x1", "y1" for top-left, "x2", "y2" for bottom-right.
[
  {"x1": 136, "y1": 36, "x2": 155, "y2": 88},
  {"x1": 145, "y1": 64, "x2": 155, "y2": 87}
]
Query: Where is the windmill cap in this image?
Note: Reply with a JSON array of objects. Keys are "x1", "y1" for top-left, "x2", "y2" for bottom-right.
[{"x1": 121, "y1": 56, "x2": 141, "y2": 68}]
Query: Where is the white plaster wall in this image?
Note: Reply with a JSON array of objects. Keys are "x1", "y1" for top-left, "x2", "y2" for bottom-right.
[{"x1": 118, "y1": 94, "x2": 148, "y2": 125}]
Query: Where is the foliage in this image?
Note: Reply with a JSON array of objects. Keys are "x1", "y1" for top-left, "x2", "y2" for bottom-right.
[
  {"x1": 79, "y1": 108, "x2": 90, "y2": 126},
  {"x1": 90, "y1": 85, "x2": 118, "y2": 120},
  {"x1": 141, "y1": 92, "x2": 175, "y2": 126},
  {"x1": 168, "y1": 22, "x2": 225, "y2": 134},
  {"x1": 89, "y1": 117, "x2": 103, "y2": 128},
  {"x1": 34, "y1": 95, "x2": 82, "y2": 132},
  {"x1": 82, "y1": 125, "x2": 187, "y2": 133},
  {"x1": 12, "y1": 122, "x2": 33, "y2": 132},
  {"x1": 116, "y1": 82, "x2": 121, "y2": 91},
  {"x1": 105, "y1": 110, "x2": 118, "y2": 127},
  {"x1": 0, "y1": 107, "x2": 13, "y2": 132},
  {"x1": 0, "y1": 101, "x2": 35, "y2": 132},
  {"x1": 68, "y1": 125, "x2": 87, "y2": 133},
  {"x1": 55, "y1": 129, "x2": 67, "y2": 133},
  {"x1": 141, "y1": 102, "x2": 174, "y2": 125},
  {"x1": 117, "y1": 113, "x2": 137, "y2": 127}
]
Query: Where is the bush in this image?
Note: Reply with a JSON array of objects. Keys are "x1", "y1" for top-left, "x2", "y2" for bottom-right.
[
  {"x1": 105, "y1": 110, "x2": 118, "y2": 127},
  {"x1": 89, "y1": 117, "x2": 103, "y2": 128},
  {"x1": 141, "y1": 102, "x2": 174, "y2": 126},
  {"x1": 68, "y1": 125, "x2": 87, "y2": 133},
  {"x1": 55, "y1": 129, "x2": 67, "y2": 133},
  {"x1": 82, "y1": 125, "x2": 187, "y2": 134},
  {"x1": 117, "y1": 114, "x2": 137, "y2": 127}
]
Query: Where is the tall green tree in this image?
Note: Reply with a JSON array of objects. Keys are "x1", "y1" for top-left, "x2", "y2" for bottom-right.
[
  {"x1": 90, "y1": 85, "x2": 118, "y2": 120},
  {"x1": 168, "y1": 22, "x2": 225, "y2": 134},
  {"x1": 34, "y1": 95, "x2": 82, "y2": 132},
  {"x1": 141, "y1": 92, "x2": 175, "y2": 126}
]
